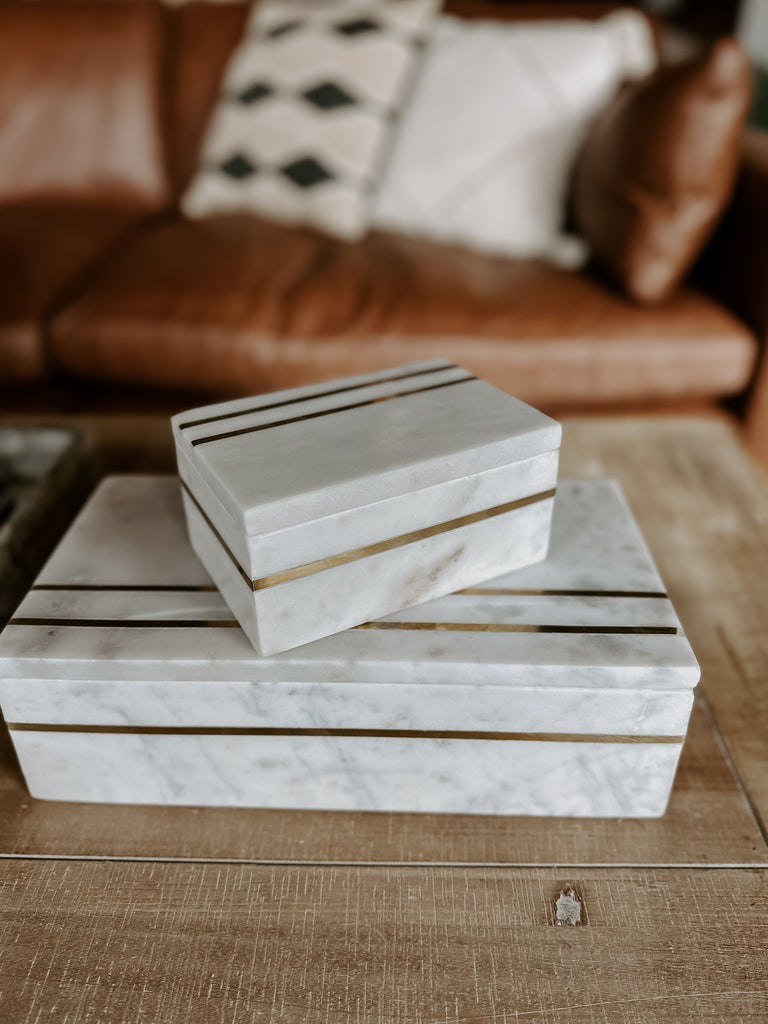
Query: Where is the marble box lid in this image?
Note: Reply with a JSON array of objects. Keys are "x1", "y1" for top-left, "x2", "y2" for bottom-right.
[
  {"x1": 0, "y1": 476, "x2": 700, "y2": 813},
  {"x1": 171, "y1": 359, "x2": 562, "y2": 536},
  {"x1": 0, "y1": 475, "x2": 699, "y2": 692}
]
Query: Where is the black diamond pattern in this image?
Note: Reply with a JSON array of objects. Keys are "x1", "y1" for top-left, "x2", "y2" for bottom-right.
[
  {"x1": 302, "y1": 82, "x2": 356, "y2": 110},
  {"x1": 267, "y1": 20, "x2": 301, "y2": 38},
  {"x1": 281, "y1": 157, "x2": 333, "y2": 189},
  {"x1": 335, "y1": 18, "x2": 380, "y2": 35},
  {"x1": 237, "y1": 82, "x2": 273, "y2": 105},
  {"x1": 220, "y1": 154, "x2": 257, "y2": 180}
]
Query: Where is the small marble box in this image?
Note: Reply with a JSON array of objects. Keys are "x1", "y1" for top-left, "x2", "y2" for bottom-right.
[
  {"x1": 171, "y1": 360, "x2": 561, "y2": 654},
  {"x1": 0, "y1": 475, "x2": 699, "y2": 816}
]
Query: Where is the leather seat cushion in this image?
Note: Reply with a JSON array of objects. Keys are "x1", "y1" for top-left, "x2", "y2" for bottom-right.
[
  {"x1": 0, "y1": 206, "x2": 147, "y2": 380},
  {"x1": 49, "y1": 215, "x2": 757, "y2": 402}
]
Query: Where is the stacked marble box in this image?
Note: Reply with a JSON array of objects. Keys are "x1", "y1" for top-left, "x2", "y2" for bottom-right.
[
  {"x1": 0, "y1": 476, "x2": 698, "y2": 814},
  {"x1": 0, "y1": 361, "x2": 700, "y2": 815},
  {"x1": 171, "y1": 360, "x2": 561, "y2": 655}
]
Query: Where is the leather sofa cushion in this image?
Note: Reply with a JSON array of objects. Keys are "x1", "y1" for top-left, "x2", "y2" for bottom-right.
[
  {"x1": 573, "y1": 37, "x2": 751, "y2": 305},
  {"x1": 49, "y1": 216, "x2": 756, "y2": 402},
  {"x1": 0, "y1": 3, "x2": 168, "y2": 208},
  {"x1": 0, "y1": 206, "x2": 148, "y2": 380}
]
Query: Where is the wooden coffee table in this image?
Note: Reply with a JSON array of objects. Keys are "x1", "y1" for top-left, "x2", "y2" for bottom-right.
[{"x1": 1, "y1": 417, "x2": 766, "y2": 1023}]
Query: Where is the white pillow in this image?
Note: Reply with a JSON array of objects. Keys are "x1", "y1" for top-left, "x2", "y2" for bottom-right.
[
  {"x1": 372, "y1": 12, "x2": 657, "y2": 265},
  {"x1": 182, "y1": 0, "x2": 438, "y2": 241}
]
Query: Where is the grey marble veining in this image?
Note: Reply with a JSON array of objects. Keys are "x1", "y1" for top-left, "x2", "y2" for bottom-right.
[
  {"x1": 0, "y1": 475, "x2": 699, "y2": 815},
  {"x1": 491, "y1": 478, "x2": 665, "y2": 593}
]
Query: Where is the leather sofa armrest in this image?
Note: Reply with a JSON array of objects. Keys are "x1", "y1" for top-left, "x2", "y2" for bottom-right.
[{"x1": 697, "y1": 129, "x2": 768, "y2": 450}]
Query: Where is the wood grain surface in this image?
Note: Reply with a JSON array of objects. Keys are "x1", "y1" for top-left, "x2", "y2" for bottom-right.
[
  {"x1": 2, "y1": 861, "x2": 767, "y2": 1024},
  {"x1": 1, "y1": 416, "x2": 768, "y2": 1024}
]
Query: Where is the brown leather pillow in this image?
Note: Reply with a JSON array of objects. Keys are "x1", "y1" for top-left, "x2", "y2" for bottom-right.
[{"x1": 572, "y1": 38, "x2": 751, "y2": 305}]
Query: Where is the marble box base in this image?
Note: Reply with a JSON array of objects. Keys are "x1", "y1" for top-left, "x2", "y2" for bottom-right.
[
  {"x1": 0, "y1": 476, "x2": 700, "y2": 816},
  {"x1": 172, "y1": 360, "x2": 561, "y2": 655}
]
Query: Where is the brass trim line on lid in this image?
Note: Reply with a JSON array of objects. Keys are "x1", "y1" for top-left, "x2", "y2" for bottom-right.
[
  {"x1": 31, "y1": 584, "x2": 220, "y2": 592},
  {"x1": 4, "y1": 722, "x2": 685, "y2": 744},
  {"x1": 177, "y1": 363, "x2": 458, "y2": 431},
  {"x1": 180, "y1": 482, "x2": 557, "y2": 592},
  {"x1": 459, "y1": 588, "x2": 669, "y2": 599},
  {"x1": 355, "y1": 622, "x2": 679, "y2": 635},
  {"x1": 28, "y1": 584, "x2": 669, "y2": 599},
  {"x1": 190, "y1": 374, "x2": 477, "y2": 446},
  {"x1": 8, "y1": 618, "x2": 241, "y2": 628},
  {"x1": 6, "y1": 617, "x2": 677, "y2": 635}
]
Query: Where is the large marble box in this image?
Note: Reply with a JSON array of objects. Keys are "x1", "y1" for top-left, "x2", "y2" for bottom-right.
[
  {"x1": 0, "y1": 475, "x2": 699, "y2": 816},
  {"x1": 171, "y1": 360, "x2": 561, "y2": 655}
]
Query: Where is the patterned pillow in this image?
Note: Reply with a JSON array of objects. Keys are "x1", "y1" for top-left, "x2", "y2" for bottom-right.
[
  {"x1": 182, "y1": 0, "x2": 437, "y2": 241},
  {"x1": 372, "y1": 12, "x2": 657, "y2": 265}
]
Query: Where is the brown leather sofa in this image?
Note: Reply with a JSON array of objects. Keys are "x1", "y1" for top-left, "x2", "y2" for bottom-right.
[{"x1": 2, "y1": 0, "x2": 767, "y2": 462}]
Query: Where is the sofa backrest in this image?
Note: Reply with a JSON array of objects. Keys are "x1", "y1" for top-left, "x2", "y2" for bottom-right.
[
  {"x1": 0, "y1": 1, "x2": 656, "y2": 207},
  {"x1": 164, "y1": 0, "x2": 656, "y2": 197},
  {"x1": 0, "y1": 2, "x2": 169, "y2": 209},
  {"x1": 445, "y1": 2, "x2": 650, "y2": 21}
]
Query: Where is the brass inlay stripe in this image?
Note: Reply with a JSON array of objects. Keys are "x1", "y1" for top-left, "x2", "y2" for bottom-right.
[
  {"x1": 31, "y1": 585, "x2": 219, "y2": 593},
  {"x1": 8, "y1": 617, "x2": 676, "y2": 635},
  {"x1": 9, "y1": 618, "x2": 240, "y2": 629},
  {"x1": 181, "y1": 482, "x2": 557, "y2": 592},
  {"x1": 28, "y1": 585, "x2": 668, "y2": 599},
  {"x1": 5, "y1": 723, "x2": 684, "y2": 744},
  {"x1": 178, "y1": 364, "x2": 456, "y2": 431},
  {"x1": 460, "y1": 588, "x2": 669, "y2": 599},
  {"x1": 356, "y1": 622, "x2": 678, "y2": 635},
  {"x1": 190, "y1": 375, "x2": 477, "y2": 446}
]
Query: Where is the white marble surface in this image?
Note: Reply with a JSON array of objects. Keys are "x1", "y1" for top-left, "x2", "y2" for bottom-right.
[
  {"x1": 172, "y1": 359, "x2": 562, "y2": 534},
  {"x1": 176, "y1": 445, "x2": 560, "y2": 576},
  {"x1": 13, "y1": 731, "x2": 682, "y2": 816},
  {"x1": 183, "y1": 477, "x2": 556, "y2": 654},
  {"x1": 0, "y1": 475, "x2": 700, "y2": 815}
]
